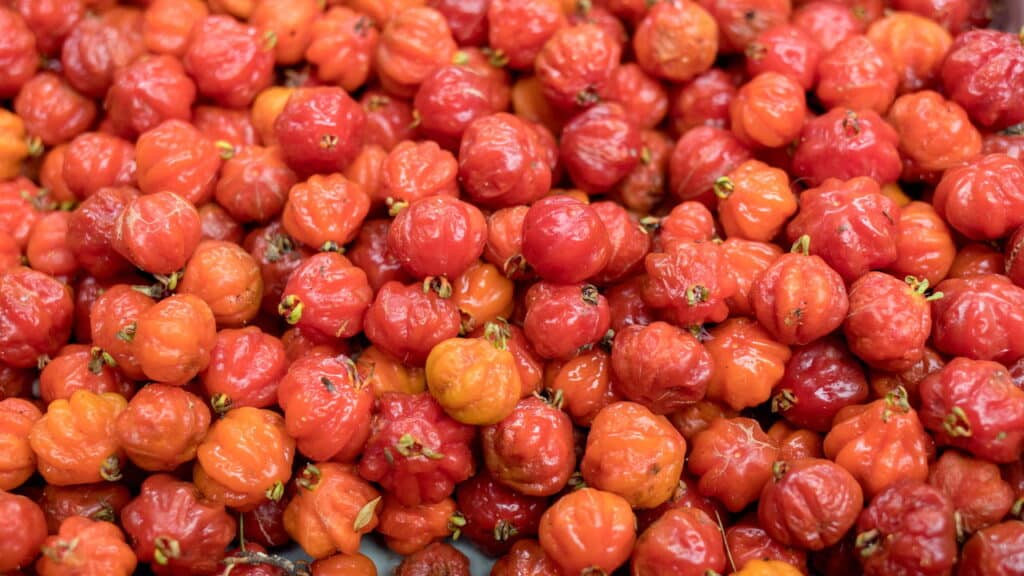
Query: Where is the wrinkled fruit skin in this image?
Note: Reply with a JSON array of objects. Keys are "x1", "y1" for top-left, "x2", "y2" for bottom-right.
[{"x1": 855, "y1": 480, "x2": 957, "y2": 576}]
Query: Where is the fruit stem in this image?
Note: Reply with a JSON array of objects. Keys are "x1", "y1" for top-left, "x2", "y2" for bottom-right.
[
  {"x1": 713, "y1": 176, "x2": 734, "y2": 199},
  {"x1": 210, "y1": 393, "x2": 232, "y2": 415},
  {"x1": 423, "y1": 276, "x2": 453, "y2": 299},
  {"x1": 278, "y1": 295, "x2": 304, "y2": 325},
  {"x1": 855, "y1": 529, "x2": 880, "y2": 558},
  {"x1": 100, "y1": 455, "x2": 122, "y2": 482},
  {"x1": 448, "y1": 512, "x2": 467, "y2": 540},
  {"x1": 297, "y1": 463, "x2": 321, "y2": 491},
  {"x1": 790, "y1": 235, "x2": 811, "y2": 255},
  {"x1": 483, "y1": 319, "x2": 511, "y2": 350},
  {"x1": 153, "y1": 536, "x2": 181, "y2": 566},
  {"x1": 222, "y1": 550, "x2": 311, "y2": 576}
]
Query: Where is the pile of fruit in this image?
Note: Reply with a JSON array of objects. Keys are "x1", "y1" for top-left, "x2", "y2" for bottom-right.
[{"x1": 1, "y1": 0, "x2": 1023, "y2": 574}]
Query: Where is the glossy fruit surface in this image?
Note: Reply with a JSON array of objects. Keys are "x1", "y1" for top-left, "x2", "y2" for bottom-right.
[{"x1": 0, "y1": 1, "x2": 1020, "y2": 573}]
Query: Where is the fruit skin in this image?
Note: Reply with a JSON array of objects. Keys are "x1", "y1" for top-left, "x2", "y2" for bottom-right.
[
  {"x1": 746, "y1": 24, "x2": 821, "y2": 91},
  {"x1": 670, "y1": 126, "x2": 751, "y2": 202},
  {"x1": 362, "y1": 281, "x2": 461, "y2": 366},
  {"x1": 0, "y1": 266, "x2": 74, "y2": 368},
  {"x1": 143, "y1": 0, "x2": 207, "y2": 57},
  {"x1": 521, "y1": 195, "x2": 610, "y2": 284},
  {"x1": 388, "y1": 195, "x2": 487, "y2": 280},
  {"x1": 932, "y1": 154, "x2": 1024, "y2": 242},
  {"x1": 539, "y1": 488, "x2": 636, "y2": 576},
  {"x1": 29, "y1": 390, "x2": 126, "y2": 486},
  {"x1": 535, "y1": 23, "x2": 621, "y2": 111},
  {"x1": 378, "y1": 140, "x2": 459, "y2": 204},
  {"x1": 786, "y1": 177, "x2": 900, "y2": 283},
  {"x1": 67, "y1": 186, "x2": 138, "y2": 280},
  {"x1": 195, "y1": 407, "x2": 295, "y2": 509},
  {"x1": 633, "y1": 0, "x2": 718, "y2": 82},
  {"x1": 481, "y1": 396, "x2": 575, "y2": 497},
  {"x1": 715, "y1": 159, "x2": 796, "y2": 242},
  {"x1": 698, "y1": 0, "x2": 791, "y2": 54},
  {"x1": 88, "y1": 283, "x2": 153, "y2": 381},
  {"x1": 282, "y1": 173, "x2": 371, "y2": 250},
  {"x1": 490, "y1": 539, "x2": 563, "y2": 576},
  {"x1": 451, "y1": 262, "x2": 515, "y2": 333},
  {"x1": 277, "y1": 352, "x2": 373, "y2": 463},
  {"x1": 854, "y1": 480, "x2": 957, "y2": 576},
  {"x1": 284, "y1": 462, "x2": 381, "y2": 559},
  {"x1": 306, "y1": 6, "x2": 378, "y2": 92},
  {"x1": 886, "y1": 201, "x2": 956, "y2": 287},
  {"x1": 106, "y1": 55, "x2": 197, "y2": 140},
  {"x1": 815, "y1": 34, "x2": 898, "y2": 114},
  {"x1": 611, "y1": 321, "x2": 713, "y2": 414},
  {"x1": 358, "y1": 392, "x2": 476, "y2": 507},
  {"x1": 0, "y1": 397, "x2": 41, "y2": 490},
  {"x1": 15, "y1": 72, "x2": 96, "y2": 150},
  {"x1": 928, "y1": 450, "x2": 1015, "y2": 538},
  {"x1": 0, "y1": 108, "x2": 28, "y2": 182},
  {"x1": 866, "y1": 11, "x2": 952, "y2": 94},
  {"x1": 792, "y1": 108, "x2": 902, "y2": 187},
  {"x1": 726, "y1": 516, "x2": 808, "y2": 573},
  {"x1": 559, "y1": 102, "x2": 641, "y2": 194},
  {"x1": 182, "y1": 15, "x2": 274, "y2": 108},
  {"x1": 522, "y1": 281, "x2": 611, "y2": 361},
  {"x1": 843, "y1": 272, "x2": 933, "y2": 371},
  {"x1": 758, "y1": 458, "x2": 864, "y2": 550},
  {"x1": 940, "y1": 29, "x2": 1024, "y2": 130},
  {"x1": 426, "y1": 336, "x2": 521, "y2": 426},
  {"x1": 0, "y1": 6, "x2": 38, "y2": 98},
  {"x1": 486, "y1": 0, "x2": 565, "y2": 71},
  {"x1": 918, "y1": 357, "x2": 1024, "y2": 463},
  {"x1": 202, "y1": 327, "x2": 287, "y2": 410},
  {"x1": 376, "y1": 495, "x2": 457, "y2": 556},
  {"x1": 179, "y1": 240, "x2": 263, "y2": 327},
  {"x1": 216, "y1": 146, "x2": 296, "y2": 225},
  {"x1": 135, "y1": 120, "x2": 218, "y2": 204},
  {"x1": 887, "y1": 90, "x2": 982, "y2": 183},
  {"x1": 116, "y1": 384, "x2": 210, "y2": 472},
  {"x1": 38, "y1": 483, "x2": 132, "y2": 536},
  {"x1": 772, "y1": 337, "x2": 869, "y2": 433},
  {"x1": 689, "y1": 417, "x2": 779, "y2": 513},
  {"x1": 0, "y1": 491, "x2": 48, "y2": 573},
  {"x1": 730, "y1": 72, "x2": 807, "y2": 149},
  {"x1": 120, "y1": 474, "x2": 236, "y2": 576},
  {"x1": 823, "y1": 388, "x2": 932, "y2": 498},
  {"x1": 394, "y1": 542, "x2": 470, "y2": 576},
  {"x1": 631, "y1": 507, "x2": 727, "y2": 576},
  {"x1": 582, "y1": 401, "x2": 686, "y2": 509},
  {"x1": 642, "y1": 240, "x2": 737, "y2": 326},
  {"x1": 275, "y1": 87, "x2": 367, "y2": 177},
  {"x1": 278, "y1": 252, "x2": 372, "y2": 341},
  {"x1": 958, "y1": 521, "x2": 1024, "y2": 576},
  {"x1": 705, "y1": 318, "x2": 790, "y2": 411},
  {"x1": 457, "y1": 471, "x2": 547, "y2": 557},
  {"x1": 133, "y1": 294, "x2": 218, "y2": 386},
  {"x1": 35, "y1": 516, "x2": 137, "y2": 576},
  {"x1": 930, "y1": 274, "x2": 1024, "y2": 364},
  {"x1": 415, "y1": 64, "x2": 498, "y2": 151},
  {"x1": 61, "y1": 9, "x2": 145, "y2": 100},
  {"x1": 113, "y1": 191, "x2": 201, "y2": 276},
  {"x1": 721, "y1": 239, "x2": 783, "y2": 317},
  {"x1": 375, "y1": 6, "x2": 458, "y2": 97},
  {"x1": 749, "y1": 243, "x2": 849, "y2": 347},
  {"x1": 1009, "y1": 225, "x2": 1024, "y2": 288},
  {"x1": 458, "y1": 113, "x2": 552, "y2": 209}
]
